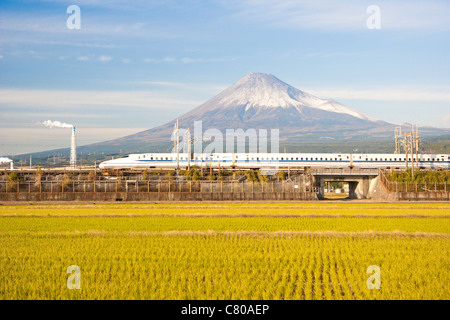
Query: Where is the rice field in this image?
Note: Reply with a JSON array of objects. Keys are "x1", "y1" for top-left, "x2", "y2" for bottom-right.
[{"x1": 0, "y1": 202, "x2": 449, "y2": 300}]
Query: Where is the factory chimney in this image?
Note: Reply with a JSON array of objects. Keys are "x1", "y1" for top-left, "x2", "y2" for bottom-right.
[{"x1": 70, "y1": 126, "x2": 77, "y2": 168}]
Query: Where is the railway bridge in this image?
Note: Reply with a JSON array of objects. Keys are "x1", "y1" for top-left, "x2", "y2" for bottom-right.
[{"x1": 311, "y1": 168, "x2": 381, "y2": 199}]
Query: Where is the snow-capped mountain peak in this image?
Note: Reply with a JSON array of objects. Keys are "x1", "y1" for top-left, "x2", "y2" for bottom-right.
[{"x1": 208, "y1": 72, "x2": 377, "y2": 122}]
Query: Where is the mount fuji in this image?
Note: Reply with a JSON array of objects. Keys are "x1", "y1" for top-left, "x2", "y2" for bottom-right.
[{"x1": 87, "y1": 72, "x2": 444, "y2": 153}]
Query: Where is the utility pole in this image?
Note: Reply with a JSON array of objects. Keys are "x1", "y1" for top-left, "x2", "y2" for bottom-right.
[
  {"x1": 410, "y1": 131, "x2": 414, "y2": 178},
  {"x1": 174, "y1": 118, "x2": 180, "y2": 172},
  {"x1": 185, "y1": 128, "x2": 191, "y2": 170},
  {"x1": 414, "y1": 124, "x2": 420, "y2": 169},
  {"x1": 394, "y1": 127, "x2": 402, "y2": 154},
  {"x1": 396, "y1": 125, "x2": 420, "y2": 179},
  {"x1": 403, "y1": 132, "x2": 409, "y2": 169}
]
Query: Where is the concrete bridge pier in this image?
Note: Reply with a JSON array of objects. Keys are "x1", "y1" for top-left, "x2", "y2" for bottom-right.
[{"x1": 348, "y1": 181, "x2": 358, "y2": 199}]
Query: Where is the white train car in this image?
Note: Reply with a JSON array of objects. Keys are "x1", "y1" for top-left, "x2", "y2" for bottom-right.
[{"x1": 99, "y1": 153, "x2": 450, "y2": 170}]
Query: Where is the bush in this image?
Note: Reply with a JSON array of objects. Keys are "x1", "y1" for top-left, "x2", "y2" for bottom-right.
[
  {"x1": 277, "y1": 171, "x2": 287, "y2": 181},
  {"x1": 192, "y1": 171, "x2": 200, "y2": 181},
  {"x1": 62, "y1": 173, "x2": 71, "y2": 191},
  {"x1": 88, "y1": 170, "x2": 96, "y2": 181},
  {"x1": 7, "y1": 172, "x2": 21, "y2": 191},
  {"x1": 387, "y1": 169, "x2": 450, "y2": 183},
  {"x1": 245, "y1": 170, "x2": 258, "y2": 182}
]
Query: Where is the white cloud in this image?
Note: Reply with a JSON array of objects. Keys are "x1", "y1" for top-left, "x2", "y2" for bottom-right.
[
  {"x1": 162, "y1": 57, "x2": 176, "y2": 62},
  {"x1": 0, "y1": 12, "x2": 180, "y2": 39},
  {"x1": 143, "y1": 58, "x2": 158, "y2": 63},
  {"x1": 77, "y1": 56, "x2": 90, "y2": 61},
  {"x1": 0, "y1": 89, "x2": 203, "y2": 110},
  {"x1": 182, "y1": 57, "x2": 201, "y2": 64},
  {"x1": 230, "y1": 0, "x2": 450, "y2": 31},
  {"x1": 143, "y1": 81, "x2": 188, "y2": 87},
  {"x1": 98, "y1": 55, "x2": 112, "y2": 62},
  {"x1": 302, "y1": 87, "x2": 450, "y2": 102},
  {"x1": 442, "y1": 113, "x2": 450, "y2": 123},
  {"x1": 122, "y1": 58, "x2": 131, "y2": 63},
  {"x1": 142, "y1": 57, "x2": 176, "y2": 63}
]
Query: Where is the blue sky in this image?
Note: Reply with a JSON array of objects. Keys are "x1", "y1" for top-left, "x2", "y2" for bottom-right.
[{"x1": 0, "y1": 0, "x2": 449, "y2": 155}]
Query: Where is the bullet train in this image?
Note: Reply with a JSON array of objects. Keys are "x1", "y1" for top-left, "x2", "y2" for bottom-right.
[{"x1": 99, "y1": 152, "x2": 450, "y2": 170}]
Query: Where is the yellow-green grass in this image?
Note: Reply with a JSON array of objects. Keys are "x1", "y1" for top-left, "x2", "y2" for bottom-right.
[
  {"x1": 1, "y1": 202, "x2": 450, "y2": 217},
  {"x1": 1, "y1": 216, "x2": 449, "y2": 234},
  {"x1": 0, "y1": 203, "x2": 449, "y2": 300},
  {"x1": 0, "y1": 234, "x2": 448, "y2": 299}
]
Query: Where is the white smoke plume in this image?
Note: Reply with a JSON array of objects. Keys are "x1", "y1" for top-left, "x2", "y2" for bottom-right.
[
  {"x1": 41, "y1": 120, "x2": 73, "y2": 129},
  {"x1": 0, "y1": 157, "x2": 12, "y2": 164}
]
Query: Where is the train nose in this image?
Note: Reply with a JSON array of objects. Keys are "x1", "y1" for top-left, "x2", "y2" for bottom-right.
[{"x1": 98, "y1": 161, "x2": 107, "y2": 169}]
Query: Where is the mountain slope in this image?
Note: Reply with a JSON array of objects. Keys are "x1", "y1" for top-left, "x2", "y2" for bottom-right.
[{"x1": 86, "y1": 72, "x2": 445, "y2": 153}]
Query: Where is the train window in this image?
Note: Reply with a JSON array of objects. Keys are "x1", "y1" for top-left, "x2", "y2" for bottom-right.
[
  {"x1": 375, "y1": 158, "x2": 377, "y2": 161},
  {"x1": 151, "y1": 157, "x2": 153, "y2": 160},
  {"x1": 315, "y1": 158, "x2": 318, "y2": 161},
  {"x1": 291, "y1": 157, "x2": 293, "y2": 160},
  {"x1": 166, "y1": 157, "x2": 169, "y2": 160},
  {"x1": 432, "y1": 158, "x2": 435, "y2": 161},
  {"x1": 359, "y1": 156, "x2": 361, "y2": 159},
  {"x1": 257, "y1": 157, "x2": 259, "y2": 161},
  {"x1": 281, "y1": 158, "x2": 284, "y2": 160},
  {"x1": 301, "y1": 158, "x2": 303, "y2": 160},
  {"x1": 370, "y1": 158, "x2": 373, "y2": 161},
  {"x1": 296, "y1": 157, "x2": 298, "y2": 160},
  {"x1": 156, "y1": 157, "x2": 159, "y2": 160},
  {"x1": 320, "y1": 158, "x2": 323, "y2": 160}
]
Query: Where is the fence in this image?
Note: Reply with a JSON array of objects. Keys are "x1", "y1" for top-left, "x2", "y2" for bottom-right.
[
  {"x1": 382, "y1": 179, "x2": 449, "y2": 193},
  {"x1": 0, "y1": 180, "x2": 317, "y2": 201},
  {"x1": 379, "y1": 173, "x2": 450, "y2": 201}
]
